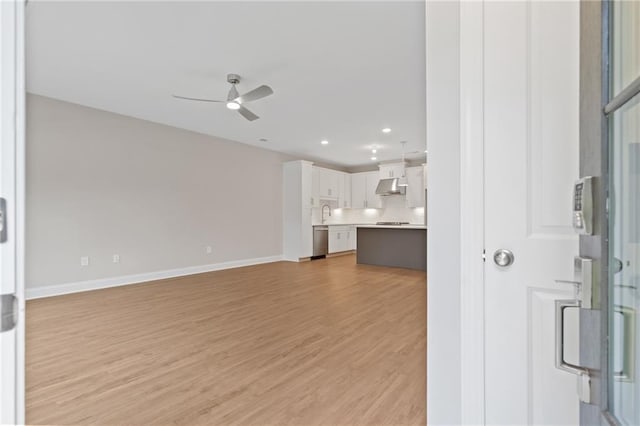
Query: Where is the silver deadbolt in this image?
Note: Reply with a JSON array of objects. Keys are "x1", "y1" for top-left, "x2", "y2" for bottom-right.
[{"x1": 493, "y1": 249, "x2": 514, "y2": 267}]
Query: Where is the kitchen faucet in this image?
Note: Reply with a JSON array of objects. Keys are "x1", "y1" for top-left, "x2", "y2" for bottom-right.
[{"x1": 321, "y1": 204, "x2": 331, "y2": 224}]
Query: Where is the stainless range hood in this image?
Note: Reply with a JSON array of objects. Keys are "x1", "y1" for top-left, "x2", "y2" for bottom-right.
[{"x1": 375, "y1": 178, "x2": 406, "y2": 196}]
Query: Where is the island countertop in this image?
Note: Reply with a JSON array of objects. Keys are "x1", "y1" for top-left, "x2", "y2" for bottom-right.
[{"x1": 355, "y1": 224, "x2": 427, "y2": 230}]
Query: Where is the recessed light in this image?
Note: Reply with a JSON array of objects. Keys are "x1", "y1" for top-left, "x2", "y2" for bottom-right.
[
  {"x1": 371, "y1": 156, "x2": 377, "y2": 161},
  {"x1": 424, "y1": 150, "x2": 428, "y2": 153},
  {"x1": 382, "y1": 128, "x2": 391, "y2": 133},
  {"x1": 226, "y1": 101, "x2": 241, "y2": 110},
  {"x1": 372, "y1": 149, "x2": 377, "y2": 154},
  {"x1": 321, "y1": 140, "x2": 329, "y2": 145}
]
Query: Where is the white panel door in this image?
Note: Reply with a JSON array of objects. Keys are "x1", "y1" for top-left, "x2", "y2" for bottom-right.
[
  {"x1": 0, "y1": 1, "x2": 25, "y2": 424},
  {"x1": 484, "y1": 1, "x2": 580, "y2": 424}
]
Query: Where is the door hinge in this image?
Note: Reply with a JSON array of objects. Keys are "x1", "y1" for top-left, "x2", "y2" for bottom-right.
[
  {"x1": 1, "y1": 294, "x2": 17, "y2": 332},
  {"x1": 482, "y1": 249, "x2": 486, "y2": 262}
]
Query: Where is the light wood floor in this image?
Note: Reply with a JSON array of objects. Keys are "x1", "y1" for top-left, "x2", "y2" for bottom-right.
[{"x1": 26, "y1": 254, "x2": 426, "y2": 425}]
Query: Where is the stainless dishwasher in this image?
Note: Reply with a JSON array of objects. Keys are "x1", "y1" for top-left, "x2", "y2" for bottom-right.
[{"x1": 312, "y1": 226, "x2": 329, "y2": 257}]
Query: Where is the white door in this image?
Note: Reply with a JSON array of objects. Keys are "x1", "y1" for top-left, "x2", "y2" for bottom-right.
[
  {"x1": 0, "y1": 1, "x2": 25, "y2": 424},
  {"x1": 483, "y1": 1, "x2": 580, "y2": 424}
]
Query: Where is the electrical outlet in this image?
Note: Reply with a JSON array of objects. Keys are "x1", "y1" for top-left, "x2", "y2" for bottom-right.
[
  {"x1": 80, "y1": 256, "x2": 89, "y2": 267},
  {"x1": 205, "y1": 246, "x2": 212, "y2": 254},
  {"x1": 112, "y1": 254, "x2": 120, "y2": 263}
]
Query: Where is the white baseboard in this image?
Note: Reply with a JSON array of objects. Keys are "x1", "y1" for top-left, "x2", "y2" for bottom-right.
[{"x1": 26, "y1": 255, "x2": 284, "y2": 300}]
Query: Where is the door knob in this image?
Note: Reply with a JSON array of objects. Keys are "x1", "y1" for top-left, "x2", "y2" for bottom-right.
[
  {"x1": 493, "y1": 249, "x2": 514, "y2": 267},
  {"x1": 612, "y1": 257, "x2": 623, "y2": 274}
]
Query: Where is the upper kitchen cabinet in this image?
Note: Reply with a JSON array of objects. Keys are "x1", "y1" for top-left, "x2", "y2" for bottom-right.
[
  {"x1": 405, "y1": 165, "x2": 425, "y2": 208},
  {"x1": 342, "y1": 173, "x2": 352, "y2": 208},
  {"x1": 313, "y1": 166, "x2": 351, "y2": 208},
  {"x1": 365, "y1": 171, "x2": 382, "y2": 208},
  {"x1": 423, "y1": 163, "x2": 427, "y2": 188},
  {"x1": 318, "y1": 167, "x2": 339, "y2": 199},
  {"x1": 352, "y1": 171, "x2": 382, "y2": 209},
  {"x1": 311, "y1": 167, "x2": 320, "y2": 207},
  {"x1": 351, "y1": 173, "x2": 367, "y2": 208},
  {"x1": 378, "y1": 162, "x2": 407, "y2": 179}
]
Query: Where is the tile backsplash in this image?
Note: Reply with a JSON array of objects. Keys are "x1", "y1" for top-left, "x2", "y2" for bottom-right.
[{"x1": 312, "y1": 195, "x2": 425, "y2": 225}]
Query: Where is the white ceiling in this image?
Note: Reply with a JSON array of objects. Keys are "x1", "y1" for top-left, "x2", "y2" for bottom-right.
[{"x1": 27, "y1": 1, "x2": 426, "y2": 168}]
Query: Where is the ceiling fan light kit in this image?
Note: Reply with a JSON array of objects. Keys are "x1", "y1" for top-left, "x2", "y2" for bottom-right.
[{"x1": 173, "y1": 73, "x2": 273, "y2": 121}]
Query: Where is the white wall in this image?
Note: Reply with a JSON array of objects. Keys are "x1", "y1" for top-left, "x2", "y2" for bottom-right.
[
  {"x1": 26, "y1": 95, "x2": 292, "y2": 293},
  {"x1": 426, "y1": 1, "x2": 462, "y2": 424}
]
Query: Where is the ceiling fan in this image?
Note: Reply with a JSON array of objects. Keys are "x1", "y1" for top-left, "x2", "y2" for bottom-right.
[{"x1": 173, "y1": 74, "x2": 273, "y2": 121}]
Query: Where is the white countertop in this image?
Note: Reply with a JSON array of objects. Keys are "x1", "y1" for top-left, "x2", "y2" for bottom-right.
[
  {"x1": 355, "y1": 224, "x2": 427, "y2": 230},
  {"x1": 312, "y1": 223, "x2": 426, "y2": 230}
]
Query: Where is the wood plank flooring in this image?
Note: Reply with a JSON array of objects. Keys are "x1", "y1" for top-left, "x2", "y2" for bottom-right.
[{"x1": 26, "y1": 254, "x2": 426, "y2": 425}]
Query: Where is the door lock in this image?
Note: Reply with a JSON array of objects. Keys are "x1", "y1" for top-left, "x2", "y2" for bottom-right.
[{"x1": 0, "y1": 294, "x2": 17, "y2": 332}]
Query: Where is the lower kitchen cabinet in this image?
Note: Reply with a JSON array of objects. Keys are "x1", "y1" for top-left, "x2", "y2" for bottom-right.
[
  {"x1": 347, "y1": 226, "x2": 357, "y2": 250},
  {"x1": 329, "y1": 226, "x2": 352, "y2": 253}
]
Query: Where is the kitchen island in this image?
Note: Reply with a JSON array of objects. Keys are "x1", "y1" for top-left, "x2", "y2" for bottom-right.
[{"x1": 356, "y1": 225, "x2": 427, "y2": 271}]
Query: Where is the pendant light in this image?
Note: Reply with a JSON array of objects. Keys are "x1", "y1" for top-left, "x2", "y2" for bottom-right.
[{"x1": 398, "y1": 141, "x2": 408, "y2": 187}]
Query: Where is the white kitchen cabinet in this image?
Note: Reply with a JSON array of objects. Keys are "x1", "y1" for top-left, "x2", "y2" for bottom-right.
[
  {"x1": 347, "y1": 226, "x2": 357, "y2": 250},
  {"x1": 329, "y1": 225, "x2": 350, "y2": 253},
  {"x1": 318, "y1": 167, "x2": 339, "y2": 199},
  {"x1": 311, "y1": 167, "x2": 320, "y2": 207},
  {"x1": 365, "y1": 171, "x2": 382, "y2": 208},
  {"x1": 423, "y1": 163, "x2": 428, "y2": 188},
  {"x1": 336, "y1": 172, "x2": 351, "y2": 208},
  {"x1": 379, "y1": 162, "x2": 407, "y2": 179},
  {"x1": 283, "y1": 160, "x2": 314, "y2": 261},
  {"x1": 343, "y1": 174, "x2": 352, "y2": 208},
  {"x1": 351, "y1": 171, "x2": 381, "y2": 209},
  {"x1": 337, "y1": 172, "x2": 345, "y2": 207},
  {"x1": 406, "y1": 166, "x2": 425, "y2": 208},
  {"x1": 351, "y1": 173, "x2": 367, "y2": 208}
]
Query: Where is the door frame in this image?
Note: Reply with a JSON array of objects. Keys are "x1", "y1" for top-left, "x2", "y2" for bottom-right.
[
  {"x1": 587, "y1": 0, "x2": 640, "y2": 423},
  {"x1": 458, "y1": 1, "x2": 486, "y2": 424},
  {"x1": 577, "y1": 0, "x2": 611, "y2": 423},
  {"x1": 0, "y1": 0, "x2": 26, "y2": 423}
]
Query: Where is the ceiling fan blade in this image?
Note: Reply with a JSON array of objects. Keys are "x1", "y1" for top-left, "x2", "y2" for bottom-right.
[
  {"x1": 172, "y1": 94, "x2": 224, "y2": 103},
  {"x1": 237, "y1": 105, "x2": 259, "y2": 121},
  {"x1": 235, "y1": 85, "x2": 274, "y2": 103}
]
